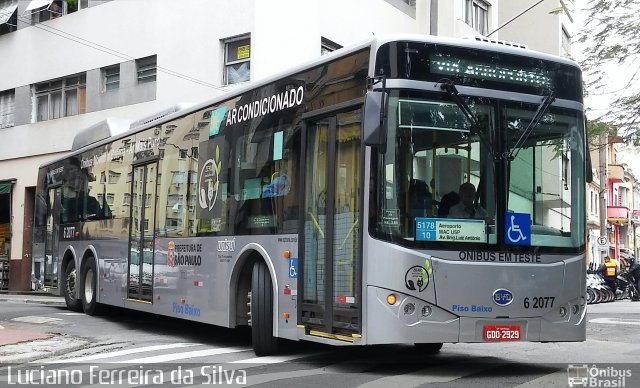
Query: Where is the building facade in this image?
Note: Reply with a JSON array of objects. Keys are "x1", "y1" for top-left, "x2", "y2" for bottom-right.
[{"x1": 0, "y1": 0, "x2": 575, "y2": 290}]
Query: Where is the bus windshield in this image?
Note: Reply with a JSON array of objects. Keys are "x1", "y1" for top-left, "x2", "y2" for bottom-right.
[{"x1": 371, "y1": 90, "x2": 585, "y2": 251}]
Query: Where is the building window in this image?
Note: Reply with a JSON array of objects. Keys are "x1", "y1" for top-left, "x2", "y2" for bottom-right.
[
  {"x1": 29, "y1": 0, "x2": 77, "y2": 24},
  {"x1": 34, "y1": 74, "x2": 86, "y2": 122},
  {"x1": 464, "y1": 0, "x2": 489, "y2": 35},
  {"x1": 103, "y1": 64, "x2": 120, "y2": 91},
  {"x1": 223, "y1": 35, "x2": 250, "y2": 85},
  {"x1": 107, "y1": 170, "x2": 121, "y2": 184},
  {"x1": 136, "y1": 55, "x2": 157, "y2": 84},
  {"x1": 0, "y1": 89, "x2": 15, "y2": 129},
  {"x1": 384, "y1": 0, "x2": 416, "y2": 17},
  {"x1": 562, "y1": 27, "x2": 571, "y2": 54},
  {"x1": 321, "y1": 37, "x2": 342, "y2": 56},
  {"x1": 0, "y1": 0, "x2": 18, "y2": 36}
]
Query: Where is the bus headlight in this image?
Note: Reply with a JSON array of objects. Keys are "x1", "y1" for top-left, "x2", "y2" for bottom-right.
[
  {"x1": 421, "y1": 305, "x2": 432, "y2": 318},
  {"x1": 386, "y1": 294, "x2": 397, "y2": 305},
  {"x1": 404, "y1": 303, "x2": 415, "y2": 315},
  {"x1": 559, "y1": 307, "x2": 567, "y2": 317}
]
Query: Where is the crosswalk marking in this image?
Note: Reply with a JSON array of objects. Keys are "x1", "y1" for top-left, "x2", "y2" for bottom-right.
[
  {"x1": 514, "y1": 369, "x2": 567, "y2": 387},
  {"x1": 228, "y1": 354, "x2": 312, "y2": 364},
  {"x1": 355, "y1": 360, "x2": 500, "y2": 388},
  {"x1": 42, "y1": 343, "x2": 201, "y2": 363},
  {"x1": 11, "y1": 316, "x2": 63, "y2": 324},
  {"x1": 122, "y1": 346, "x2": 249, "y2": 363},
  {"x1": 590, "y1": 317, "x2": 640, "y2": 326}
]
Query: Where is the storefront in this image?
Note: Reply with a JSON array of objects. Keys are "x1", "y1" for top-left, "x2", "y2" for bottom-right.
[{"x1": 0, "y1": 179, "x2": 14, "y2": 289}]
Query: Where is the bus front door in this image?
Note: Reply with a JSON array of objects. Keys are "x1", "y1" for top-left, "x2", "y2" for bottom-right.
[
  {"x1": 301, "y1": 109, "x2": 362, "y2": 338},
  {"x1": 44, "y1": 187, "x2": 61, "y2": 288},
  {"x1": 127, "y1": 163, "x2": 158, "y2": 302}
]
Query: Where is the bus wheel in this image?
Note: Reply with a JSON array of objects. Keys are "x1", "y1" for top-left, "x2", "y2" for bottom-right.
[
  {"x1": 62, "y1": 262, "x2": 83, "y2": 312},
  {"x1": 80, "y1": 257, "x2": 105, "y2": 316},
  {"x1": 251, "y1": 260, "x2": 279, "y2": 356},
  {"x1": 415, "y1": 343, "x2": 443, "y2": 354}
]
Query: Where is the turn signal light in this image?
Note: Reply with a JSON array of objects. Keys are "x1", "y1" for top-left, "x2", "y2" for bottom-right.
[
  {"x1": 282, "y1": 313, "x2": 290, "y2": 319},
  {"x1": 386, "y1": 294, "x2": 397, "y2": 305},
  {"x1": 283, "y1": 250, "x2": 291, "y2": 259}
]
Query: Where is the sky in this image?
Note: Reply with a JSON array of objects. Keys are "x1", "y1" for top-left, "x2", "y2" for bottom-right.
[{"x1": 572, "y1": 0, "x2": 640, "y2": 178}]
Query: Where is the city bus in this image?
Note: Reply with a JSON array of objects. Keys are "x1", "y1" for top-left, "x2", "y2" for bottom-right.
[{"x1": 33, "y1": 35, "x2": 587, "y2": 356}]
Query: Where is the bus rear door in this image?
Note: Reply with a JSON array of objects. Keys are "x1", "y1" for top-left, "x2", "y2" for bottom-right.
[
  {"x1": 44, "y1": 186, "x2": 61, "y2": 288},
  {"x1": 127, "y1": 162, "x2": 158, "y2": 302}
]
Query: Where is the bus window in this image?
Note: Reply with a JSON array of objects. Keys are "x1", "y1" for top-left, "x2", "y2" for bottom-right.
[
  {"x1": 156, "y1": 114, "x2": 199, "y2": 237},
  {"x1": 505, "y1": 104, "x2": 585, "y2": 248},
  {"x1": 233, "y1": 126, "x2": 297, "y2": 234},
  {"x1": 373, "y1": 91, "x2": 496, "y2": 244}
]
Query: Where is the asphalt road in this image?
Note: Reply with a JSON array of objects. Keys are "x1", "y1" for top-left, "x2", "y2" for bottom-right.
[{"x1": 1, "y1": 297, "x2": 640, "y2": 387}]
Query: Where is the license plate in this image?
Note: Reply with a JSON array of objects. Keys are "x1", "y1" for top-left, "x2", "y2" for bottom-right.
[{"x1": 483, "y1": 325, "x2": 521, "y2": 341}]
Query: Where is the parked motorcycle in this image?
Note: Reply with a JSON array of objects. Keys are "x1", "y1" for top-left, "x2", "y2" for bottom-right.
[
  {"x1": 617, "y1": 258, "x2": 640, "y2": 301},
  {"x1": 587, "y1": 273, "x2": 614, "y2": 304}
]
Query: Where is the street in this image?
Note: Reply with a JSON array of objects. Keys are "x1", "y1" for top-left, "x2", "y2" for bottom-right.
[{"x1": 1, "y1": 296, "x2": 640, "y2": 387}]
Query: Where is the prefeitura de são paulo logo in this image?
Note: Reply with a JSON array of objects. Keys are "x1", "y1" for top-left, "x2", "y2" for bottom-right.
[{"x1": 199, "y1": 145, "x2": 221, "y2": 211}]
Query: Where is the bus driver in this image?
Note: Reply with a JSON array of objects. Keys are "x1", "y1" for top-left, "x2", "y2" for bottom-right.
[{"x1": 448, "y1": 182, "x2": 489, "y2": 220}]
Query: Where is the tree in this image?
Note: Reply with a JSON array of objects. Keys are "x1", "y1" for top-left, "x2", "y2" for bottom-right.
[{"x1": 578, "y1": 0, "x2": 640, "y2": 143}]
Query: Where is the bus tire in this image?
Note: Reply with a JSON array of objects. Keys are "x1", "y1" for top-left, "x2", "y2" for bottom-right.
[
  {"x1": 415, "y1": 342, "x2": 443, "y2": 354},
  {"x1": 62, "y1": 262, "x2": 83, "y2": 312},
  {"x1": 80, "y1": 257, "x2": 105, "y2": 316},
  {"x1": 251, "y1": 260, "x2": 279, "y2": 356}
]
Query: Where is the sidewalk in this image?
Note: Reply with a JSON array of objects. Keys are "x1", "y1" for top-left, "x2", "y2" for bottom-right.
[
  {"x1": 0, "y1": 292, "x2": 65, "y2": 306},
  {"x1": 0, "y1": 292, "x2": 69, "y2": 349}
]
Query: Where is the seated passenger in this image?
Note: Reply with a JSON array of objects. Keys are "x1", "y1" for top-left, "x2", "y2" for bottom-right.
[
  {"x1": 448, "y1": 182, "x2": 489, "y2": 220},
  {"x1": 408, "y1": 179, "x2": 433, "y2": 219}
]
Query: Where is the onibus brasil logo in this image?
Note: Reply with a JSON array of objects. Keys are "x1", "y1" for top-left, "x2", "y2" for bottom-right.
[{"x1": 199, "y1": 145, "x2": 221, "y2": 211}]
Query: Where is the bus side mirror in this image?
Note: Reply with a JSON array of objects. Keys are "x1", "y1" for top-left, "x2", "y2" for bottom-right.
[{"x1": 363, "y1": 91, "x2": 387, "y2": 149}]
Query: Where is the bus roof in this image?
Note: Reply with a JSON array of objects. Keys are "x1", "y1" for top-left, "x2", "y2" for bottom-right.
[{"x1": 40, "y1": 34, "x2": 580, "y2": 169}]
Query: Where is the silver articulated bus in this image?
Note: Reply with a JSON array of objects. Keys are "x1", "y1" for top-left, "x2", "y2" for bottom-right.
[{"x1": 33, "y1": 35, "x2": 587, "y2": 355}]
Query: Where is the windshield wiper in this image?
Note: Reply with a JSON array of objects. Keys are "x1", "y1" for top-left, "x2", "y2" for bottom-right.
[
  {"x1": 438, "y1": 80, "x2": 496, "y2": 160},
  {"x1": 507, "y1": 89, "x2": 556, "y2": 161}
]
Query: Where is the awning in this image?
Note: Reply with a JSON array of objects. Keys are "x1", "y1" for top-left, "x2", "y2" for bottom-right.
[
  {"x1": 0, "y1": 1, "x2": 18, "y2": 25},
  {"x1": 24, "y1": 0, "x2": 53, "y2": 14},
  {"x1": 0, "y1": 182, "x2": 12, "y2": 195}
]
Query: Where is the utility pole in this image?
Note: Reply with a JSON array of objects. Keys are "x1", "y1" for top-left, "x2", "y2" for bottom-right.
[{"x1": 599, "y1": 133, "x2": 608, "y2": 260}]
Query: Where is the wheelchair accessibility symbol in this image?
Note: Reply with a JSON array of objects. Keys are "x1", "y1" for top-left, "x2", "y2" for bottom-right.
[
  {"x1": 289, "y1": 258, "x2": 298, "y2": 278},
  {"x1": 505, "y1": 212, "x2": 531, "y2": 246}
]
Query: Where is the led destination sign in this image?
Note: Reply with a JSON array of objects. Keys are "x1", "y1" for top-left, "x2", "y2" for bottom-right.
[
  {"x1": 416, "y1": 218, "x2": 485, "y2": 243},
  {"x1": 430, "y1": 55, "x2": 552, "y2": 88}
]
